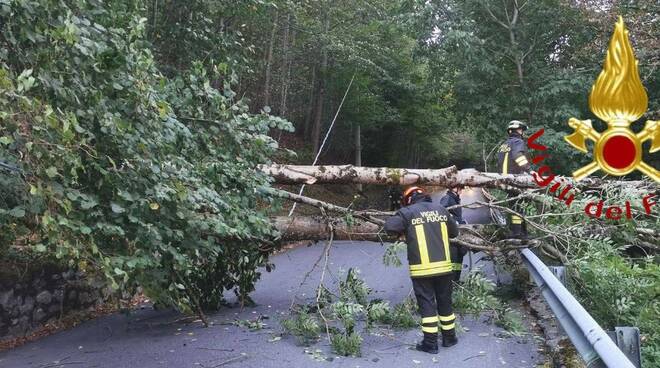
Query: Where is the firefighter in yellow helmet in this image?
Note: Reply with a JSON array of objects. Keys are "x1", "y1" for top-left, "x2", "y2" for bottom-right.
[
  {"x1": 384, "y1": 186, "x2": 459, "y2": 354},
  {"x1": 497, "y1": 120, "x2": 531, "y2": 238}
]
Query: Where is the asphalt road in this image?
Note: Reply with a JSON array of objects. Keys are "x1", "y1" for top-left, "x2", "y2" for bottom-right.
[
  {"x1": 0, "y1": 240, "x2": 543, "y2": 368},
  {"x1": 1, "y1": 190, "x2": 542, "y2": 368}
]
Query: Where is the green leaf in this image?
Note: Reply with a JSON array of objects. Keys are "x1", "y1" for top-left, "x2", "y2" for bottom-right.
[
  {"x1": 9, "y1": 207, "x2": 25, "y2": 218},
  {"x1": 110, "y1": 202, "x2": 125, "y2": 213},
  {"x1": 45, "y1": 166, "x2": 58, "y2": 178},
  {"x1": 81, "y1": 199, "x2": 98, "y2": 209}
]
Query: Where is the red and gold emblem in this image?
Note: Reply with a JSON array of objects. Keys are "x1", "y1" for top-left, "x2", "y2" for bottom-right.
[{"x1": 565, "y1": 17, "x2": 658, "y2": 182}]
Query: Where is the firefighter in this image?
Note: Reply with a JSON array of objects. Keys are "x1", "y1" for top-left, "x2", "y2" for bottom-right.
[
  {"x1": 384, "y1": 186, "x2": 459, "y2": 354},
  {"x1": 440, "y1": 186, "x2": 467, "y2": 282},
  {"x1": 497, "y1": 120, "x2": 531, "y2": 239}
]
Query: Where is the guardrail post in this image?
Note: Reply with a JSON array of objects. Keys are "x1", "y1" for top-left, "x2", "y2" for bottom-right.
[
  {"x1": 549, "y1": 266, "x2": 566, "y2": 285},
  {"x1": 607, "y1": 327, "x2": 642, "y2": 368}
]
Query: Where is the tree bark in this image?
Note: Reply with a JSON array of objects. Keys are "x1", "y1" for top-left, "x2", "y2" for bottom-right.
[
  {"x1": 259, "y1": 164, "x2": 619, "y2": 191},
  {"x1": 273, "y1": 215, "x2": 383, "y2": 242},
  {"x1": 355, "y1": 123, "x2": 362, "y2": 192},
  {"x1": 303, "y1": 66, "x2": 317, "y2": 138},
  {"x1": 263, "y1": 11, "x2": 279, "y2": 108},
  {"x1": 311, "y1": 13, "x2": 329, "y2": 154},
  {"x1": 273, "y1": 216, "x2": 528, "y2": 253},
  {"x1": 260, "y1": 164, "x2": 596, "y2": 189},
  {"x1": 279, "y1": 13, "x2": 293, "y2": 116}
]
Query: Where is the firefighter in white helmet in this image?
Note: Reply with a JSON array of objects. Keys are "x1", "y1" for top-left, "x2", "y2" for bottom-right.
[{"x1": 497, "y1": 120, "x2": 531, "y2": 239}]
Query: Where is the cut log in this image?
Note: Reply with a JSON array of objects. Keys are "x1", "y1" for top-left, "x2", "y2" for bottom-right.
[
  {"x1": 273, "y1": 215, "x2": 383, "y2": 242},
  {"x1": 272, "y1": 216, "x2": 531, "y2": 252},
  {"x1": 260, "y1": 164, "x2": 605, "y2": 190}
]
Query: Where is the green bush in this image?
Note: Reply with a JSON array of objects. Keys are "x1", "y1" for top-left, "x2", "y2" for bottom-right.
[
  {"x1": 0, "y1": 0, "x2": 291, "y2": 316},
  {"x1": 569, "y1": 238, "x2": 660, "y2": 366}
]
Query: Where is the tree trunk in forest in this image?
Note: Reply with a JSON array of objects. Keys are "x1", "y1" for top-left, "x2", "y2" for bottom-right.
[
  {"x1": 483, "y1": 2, "x2": 535, "y2": 124},
  {"x1": 279, "y1": 13, "x2": 292, "y2": 116},
  {"x1": 355, "y1": 123, "x2": 362, "y2": 192},
  {"x1": 263, "y1": 11, "x2": 279, "y2": 108},
  {"x1": 303, "y1": 66, "x2": 317, "y2": 138},
  {"x1": 311, "y1": 14, "x2": 329, "y2": 155}
]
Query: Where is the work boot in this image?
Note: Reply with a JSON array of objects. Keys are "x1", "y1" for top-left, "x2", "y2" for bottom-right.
[
  {"x1": 415, "y1": 332, "x2": 438, "y2": 354},
  {"x1": 441, "y1": 329, "x2": 458, "y2": 347}
]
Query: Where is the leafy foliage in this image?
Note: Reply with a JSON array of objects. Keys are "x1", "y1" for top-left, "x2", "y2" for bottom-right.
[
  {"x1": 0, "y1": 0, "x2": 291, "y2": 316},
  {"x1": 366, "y1": 299, "x2": 391, "y2": 326},
  {"x1": 281, "y1": 308, "x2": 321, "y2": 346},
  {"x1": 453, "y1": 271, "x2": 499, "y2": 315},
  {"x1": 382, "y1": 241, "x2": 406, "y2": 267},
  {"x1": 330, "y1": 331, "x2": 363, "y2": 357},
  {"x1": 453, "y1": 270, "x2": 525, "y2": 336},
  {"x1": 387, "y1": 297, "x2": 419, "y2": 329},
  {"x1": 493, "y1": 307, "x2": 526, "y2": 337},
  {"x1": 339, "y1": 268, "x2": 371, "y2": 306},
  {"x1": 235, "y1": 316, "x2": 266, "y2": 331},
  {"x1": 500, "y1": 180, "x2": 660, "y2": 363},
  {"x1": 569, "y1": 238, "x2": 660, "y2": 366}
]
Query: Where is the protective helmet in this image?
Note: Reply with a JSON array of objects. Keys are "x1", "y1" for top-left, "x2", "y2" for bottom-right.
[
  {"x1": 507, "y1": 120, "x2": 528, "y2": 132},
  {"x1": 401, "y1": 186, "x2": 425, "y2": 206}
]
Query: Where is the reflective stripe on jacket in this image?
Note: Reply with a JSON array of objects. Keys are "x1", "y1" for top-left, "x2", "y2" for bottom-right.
[
  {"x1": 384, "y1": 197, "x2": 459, "y2": 278},
  {"x1": 497, "y1": 133, "x2": 530, "y2": 175}
]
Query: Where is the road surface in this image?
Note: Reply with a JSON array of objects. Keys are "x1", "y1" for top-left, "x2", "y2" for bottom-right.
[
  {"x1": 0, "y1": 190, "x2": 544, "y2": 367},
  {"x1": 0, "y1": 241, "x2": 544, "y2": 368}
]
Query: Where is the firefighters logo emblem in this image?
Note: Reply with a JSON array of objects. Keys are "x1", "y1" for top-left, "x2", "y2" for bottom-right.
[{"x1": 564, "y1": 17, "x2": 659, "y2": 183}]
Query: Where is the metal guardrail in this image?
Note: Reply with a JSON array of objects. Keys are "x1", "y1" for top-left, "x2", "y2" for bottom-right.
[{"x1": 520, "y1": 248, "x2": 637, "y2": 368}]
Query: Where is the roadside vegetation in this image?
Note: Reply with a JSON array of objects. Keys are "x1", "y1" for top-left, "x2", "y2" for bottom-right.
[
  {"x1": 280, "y1": 257, "x2": 528, "y2": 357},
  {"x1": 0, "y1": 0, "x2": 658, "y2": 364}
]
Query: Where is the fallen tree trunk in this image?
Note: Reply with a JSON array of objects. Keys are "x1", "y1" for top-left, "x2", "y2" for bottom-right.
[
  {"x1": 260, "y1": 164, "x2": 607, "y2": 190},
  {"x1": 273, "y1": 215, "x2": 383, "y2": 242},
  {"x1": 272, "y1": 216, "x2": 531, "y2": 253}
]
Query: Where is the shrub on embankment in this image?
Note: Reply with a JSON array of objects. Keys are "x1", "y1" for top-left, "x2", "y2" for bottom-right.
[
  {"x1": 515, "y1": 185, "x2": 660, "y2": 366},
  {"x1": 0, "y1": 0, "x2": 292, "y2": 322}
]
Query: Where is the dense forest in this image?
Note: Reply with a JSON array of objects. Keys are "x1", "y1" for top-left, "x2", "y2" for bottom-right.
[{"x1": 0, "y1": 0, "x2": 658, "y2": 364}]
